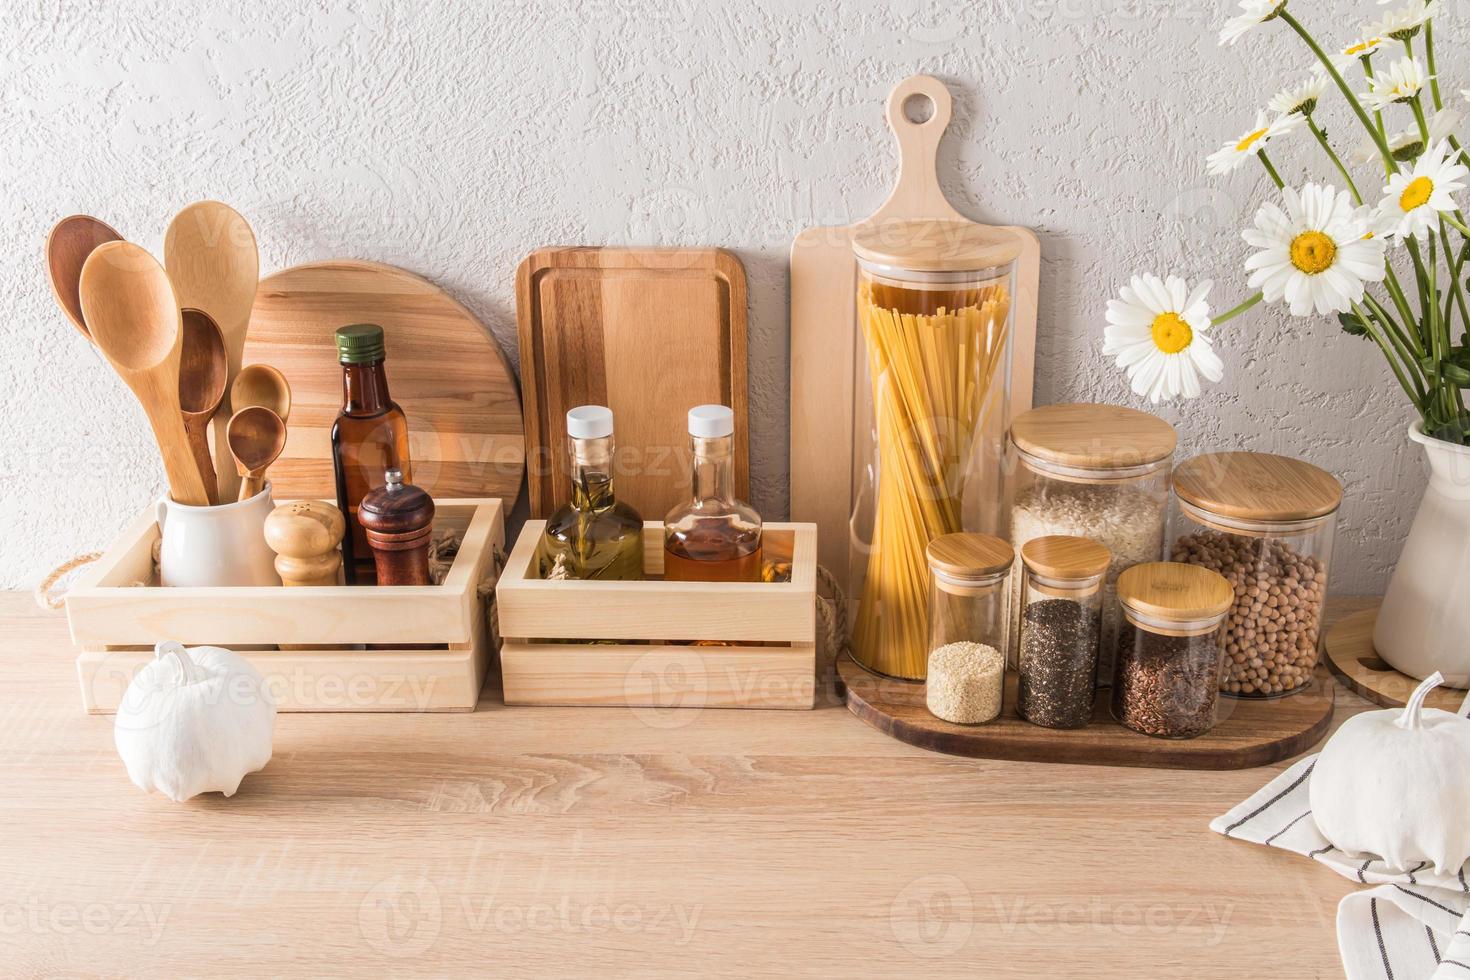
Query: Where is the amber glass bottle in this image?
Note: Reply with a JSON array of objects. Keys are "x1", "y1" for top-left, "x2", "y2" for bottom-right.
[
  {"x1": 663, "y1": 405, "x2": 762, "y2": 582},
  {"x1": 535, "y1": 406, "x2": 644, "y2": 580},
  {"x1": 331, "y1": 324, "x2": 411, "y2": 585}
]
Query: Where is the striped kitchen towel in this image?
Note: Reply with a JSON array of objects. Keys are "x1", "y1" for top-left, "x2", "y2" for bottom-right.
[{"x1": 1212, "y1": 755, "x2": 1470, "y2": 979}]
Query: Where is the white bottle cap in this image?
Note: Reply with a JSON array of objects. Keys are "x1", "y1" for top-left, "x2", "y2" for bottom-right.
[
  {"x1": 566, "y1": 405, "x2": 614, "y2": 439},
  {"x1": 688, "y1": 404, "x2": 734, "y2": 438}
]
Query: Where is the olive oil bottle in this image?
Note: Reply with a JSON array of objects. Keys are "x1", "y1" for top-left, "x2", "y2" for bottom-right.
[
  {"x1": 663, "y1": 405, "x2": 763, "y2": 582},
  {"x1": 535, "y1": 406, "x2": 644, "y2": 580}
]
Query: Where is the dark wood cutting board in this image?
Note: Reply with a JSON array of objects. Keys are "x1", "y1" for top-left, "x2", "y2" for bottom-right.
[{"x1": 516, "y1": 247, "x2": 748, "y2": 520}]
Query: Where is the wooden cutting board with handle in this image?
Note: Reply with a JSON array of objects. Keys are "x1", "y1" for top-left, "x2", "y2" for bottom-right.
[
  {"x1": 244, "y1": 260, "x2": 524, "y2": 505},
  {"x1": 789, "y1": 74, "x2": 1041, "y2": 582},
  {"x1": 516, "y1": 247, "x2": 748, "y2": 521}
]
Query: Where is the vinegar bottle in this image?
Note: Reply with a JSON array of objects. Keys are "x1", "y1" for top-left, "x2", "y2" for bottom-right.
[
  {"x1": 331, "y1": 323, "x2": 412, "y2": 585},
  {"x1": 535, "y1": 406, "x2": 645, "y2": 580},
  {"x1": 663, "y1": 405, "x2": 762, "y2": 582}
]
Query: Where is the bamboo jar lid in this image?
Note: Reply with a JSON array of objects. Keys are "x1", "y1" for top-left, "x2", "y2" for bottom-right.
[
  {"x1": 1020, "y1": 535, "x2": 1110, "y2": 580},
  {"x1": 1173, "y1": 451, "x2": 1342, "y2": 523},
  {"x1": 853, "y1": 219, "x2": 1022, "y2": 272},
  {"x1": 926, "y1": 532, "x2": 1013, "y2": 579},
  {"x1": 1116, "y1": 562, "x2": 1234, "y2": 622},
  {"x1": 1010, "y1": 403, "x2": 1177, "y2": 469}
]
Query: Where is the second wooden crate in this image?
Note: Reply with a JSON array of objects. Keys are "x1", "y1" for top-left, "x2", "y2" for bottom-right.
[{"x1": 497, "y1": 522, "x2": 818, "y2": 709}]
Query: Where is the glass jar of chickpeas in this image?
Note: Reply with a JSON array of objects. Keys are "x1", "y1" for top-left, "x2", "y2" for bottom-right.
[{"x1": 1169, "y1": 452, "x2": 1340, "y2": 698}]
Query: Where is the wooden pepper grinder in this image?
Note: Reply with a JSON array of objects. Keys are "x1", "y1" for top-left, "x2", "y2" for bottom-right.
[
  {"x1": 359, "y1": 469, "x2": 435, "y2": 586},
  {"x1": 264, "y1": 501, "x2": 346, "y2": 587}
]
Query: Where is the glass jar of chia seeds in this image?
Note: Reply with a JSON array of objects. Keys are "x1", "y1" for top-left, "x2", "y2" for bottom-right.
[
  {"x1": 999, "y1": 404, "x2": 1177, "y2": 684},
  {"x1": 1112, "y1": 562, "x2": 1235, "y2": 740},
  {"x1": 1169, "y1": 452, "x2": 1341, "y2": 699},
  {"x1": 1017, "y1": 535, "x2": 1110, "y2": 729},
  {"x1": 924, "y1": 532, "x2": 1013, "y2": 725}
]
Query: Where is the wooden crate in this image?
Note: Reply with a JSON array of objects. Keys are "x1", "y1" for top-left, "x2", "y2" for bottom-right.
[
  {"x1": 66, "y1": 499, "x2": 503, "y2": 713},
  {"x1": 497, "y1": 522, "x2": 818, "y2": 709}
]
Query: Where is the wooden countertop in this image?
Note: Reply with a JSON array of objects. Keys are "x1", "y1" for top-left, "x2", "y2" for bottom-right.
[{"x1": 2, "y1": 593, "x2": 1381, "y2": 977}]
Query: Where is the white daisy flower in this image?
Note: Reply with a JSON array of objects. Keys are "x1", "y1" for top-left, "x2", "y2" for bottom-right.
[
  {"x1": 1243, "y1": 183, "x2": 1387, "y2": 316},
  {"x1": 1206, "y1": 111, "x2": 1307, "y2": 175},
  {"x1": 1219, "y1": 0, "x2": 1287, "y2": 46},
  {"x1": 1330, "y1": 35, "x2": 1386, "y2": 69},
  {"x1": 1104, "y1": 275, "x2": 1224, "y2": 403},
  {"x1": 1374, "y1": 141, "x2": 1469, "y2": 240},
  {"x1": 1366, "y1": 0, "x2": 1440, "y2": 41},
  {"x1": 1354, "y1": 107, "x2": 1462, "y2": 163},
  {"x1": 1362, "y1": 56, "x2": 1431, "y2": 111},
  {"x1": 1269, "y1": 74, "x2": 1329, "y2": 116}
]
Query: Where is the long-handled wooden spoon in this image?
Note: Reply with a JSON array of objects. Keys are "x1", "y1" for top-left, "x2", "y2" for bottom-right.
[
  {"x1": 230, "y1": 363, "x2": 292, "y2": 423},
  {"x1": 164, "y1": 201, "x2": 259, "y2": 500},
  {"x1": 227, "y1": 405, "x2": 286, "y2": 502},
  {"x1": 179, "y1": 309, "x2": 228, "y2": 505},
  {"x1": 78, "y1": 242, "x2": 211, "y2": 506},
  {"x1": 46, "y1": 215, "x2": 123, "y2": 342}
]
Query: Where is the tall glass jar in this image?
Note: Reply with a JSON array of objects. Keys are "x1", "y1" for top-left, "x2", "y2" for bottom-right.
[
  {"x1": 1169, "y1": 452, "x2": 1341, "y2": 698},
  {"x1": 1017, "y1": 535, "x2": 1110, "y2": 729},
  {"x1": 849, "y1": 219, "x2": 1022, "y2": 680},
  {"x1": 925, "y1": 532, "x2": 1013, "y2": 725},
  {"x1": 1001, "y1": 404, "x2": 1176, "y2": 685},
  {"x1": 1112, "y1": 562, "x2": 1235, "y2": 740}
]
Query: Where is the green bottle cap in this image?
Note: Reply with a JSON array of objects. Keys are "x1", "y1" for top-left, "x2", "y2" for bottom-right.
[{"x1": 335, "y1": 323, "x2": 386, "y2": 364}]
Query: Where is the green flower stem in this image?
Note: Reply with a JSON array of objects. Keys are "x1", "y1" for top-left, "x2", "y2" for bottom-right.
[
  {"x1": 1213, "y1": 292, "x2": 1263, "y2": 325},
  {"x1": 1411, "y1": 98, "x2": 1431, "y2": 144},
  {"x1": 1441, "y1": 213, "x2": 1470, "y2": 238},
  {"x1": 1256, "y1": 150, "x2": 1285, "y2": 189},
  {"x1": 1363, "y1": 58, "x2": 1389, "y2": 152},
  {"x1": 1426, "y1": 20, "x2": 1443, "y2": 111},
  {"x1": 1307, "y1": 114, "x2": 1362, "y2": 203},
  {"x1": 1435, "y1": 222, "x2": 1468, "y2": 416},
  {"x1": 1365, "y1": 292, "x2": 1425, "y2": 366},
  {"x1": 1357, "y1": 299, "x2": 1429, "y2": 408},
  {"x1": 1280, "y1": 8, "x2": 1398, "y2": 175}
]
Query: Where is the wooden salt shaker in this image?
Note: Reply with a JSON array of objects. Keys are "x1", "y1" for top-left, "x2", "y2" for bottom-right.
[
  {"x1": 264, "y1": 501, "x2": 346, "y2": 587},
  {"x1": 359, "y1": 469, "x2": 435, "y2": 586}
]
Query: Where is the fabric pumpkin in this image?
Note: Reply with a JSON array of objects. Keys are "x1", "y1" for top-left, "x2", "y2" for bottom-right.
[
  {"x1": 114, "y1": 641, "x2": 276, "y2": 802},
  {"x1": 1309, "y1": 672, "x2": 1470, "y2": 874}
]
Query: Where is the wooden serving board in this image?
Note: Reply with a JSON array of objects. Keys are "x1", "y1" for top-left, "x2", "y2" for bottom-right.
[
  {"x1": 1325, "y1": 605, "x2": 1467, "y2": 710},
  {"x1": 516, "y1": 247, "x2": 747, "y2": 520},
  {"x1": 244, "y1": 260, "x2": 524, "y2": 504},
  {"x1": 837, "y1": 655, "x2": 1334, "y2": 770},
  {"x1": 790, "y1": 75, "x2": 1040, "y2": 580}
]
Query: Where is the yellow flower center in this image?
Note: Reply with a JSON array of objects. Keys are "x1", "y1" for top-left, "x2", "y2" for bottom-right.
[
  {"x1": 1400, "y1": 175, "x2": 1435, "y2": 212},
  {"x1": 1235, "y1": 128, "x2": 1270, "y2": 152},
  {"x1": 1290, "y1": 231, "x2": 1338, "y2": 275},
  {"x1": 1150, "y1": 312, "x2": 1193, "y2": 354},
  {"x1": 1345, "y1": 38, "x2": 1380, "y2": 57}
]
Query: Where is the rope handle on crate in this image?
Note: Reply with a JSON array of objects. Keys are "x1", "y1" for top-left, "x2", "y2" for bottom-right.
[{"x1": 35, "y1": 552, "x2": 103, "y2": 610}]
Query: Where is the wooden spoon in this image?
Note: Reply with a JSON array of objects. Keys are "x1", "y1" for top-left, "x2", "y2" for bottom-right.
[
  {"x1": 230, "y1": 363, "x2": 292, "y2": 423},
  {"x1": 45, "y1": 215, "x2": 123, "y2": 342},
  {"x1": 179, "y1": 309, "x2": 228, "y2": 505},
  {"x1": 164, "y1": 201, "x2": 259, "y2": 500},
  {"x1": 227, "y1": 405, "x2": 286, "y2": 502},
  {"x1": 78, "y1": 242, "x2": 211, "y2": 506}
]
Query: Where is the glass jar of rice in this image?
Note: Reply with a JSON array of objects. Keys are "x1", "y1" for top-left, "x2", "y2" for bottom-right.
[
  {"x1": 924, "y1": 532, "x2": 1013, "y2": 725},
  {"x1": 999, "y1": 404, "x2": 1176, "y2": 686}
]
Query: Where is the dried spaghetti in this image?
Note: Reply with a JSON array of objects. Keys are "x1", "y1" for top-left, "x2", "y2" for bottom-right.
[{"x1": 851, "y1": 277, "x2": 1011, "y2": 678}]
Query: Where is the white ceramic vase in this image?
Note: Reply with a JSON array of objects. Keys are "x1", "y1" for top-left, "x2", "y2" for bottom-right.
[
  {"x1": 1374, "y1": 422, "x2": 1470, "y2": 688},
  {"x1": 157, "y1": 485, "x2": 281, "y2": 588}
]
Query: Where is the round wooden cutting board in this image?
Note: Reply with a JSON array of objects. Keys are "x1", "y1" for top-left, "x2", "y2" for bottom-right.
[{"x1": 244, "y1": 260, "x2": 524, "y2": 505}]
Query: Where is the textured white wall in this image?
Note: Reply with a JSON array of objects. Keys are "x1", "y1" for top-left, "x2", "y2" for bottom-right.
[{"x1": 2, "y1": 0, "x2": 1439, "y2": 592}]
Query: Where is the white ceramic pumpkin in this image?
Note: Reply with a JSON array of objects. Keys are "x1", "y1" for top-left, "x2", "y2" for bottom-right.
[
  {"x1": 114, "y1": 641, "x2": 276, "y2": 802},
  {"x1": 1310, "y1": 672, "x2": 1470, "y2": 874}
]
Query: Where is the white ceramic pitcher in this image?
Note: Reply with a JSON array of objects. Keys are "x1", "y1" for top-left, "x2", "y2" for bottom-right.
[
  {"x1": 1375, "y1": 422, "x2": 1470, "y2": 688},
  {"x1": 157, "y1": 485, "x2": 281, "y2": 588}
]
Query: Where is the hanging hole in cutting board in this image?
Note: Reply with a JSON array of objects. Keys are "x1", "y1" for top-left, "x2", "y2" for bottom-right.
[{"x1": 903, "y1": 93, "x2": 935, "y2": 124}]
